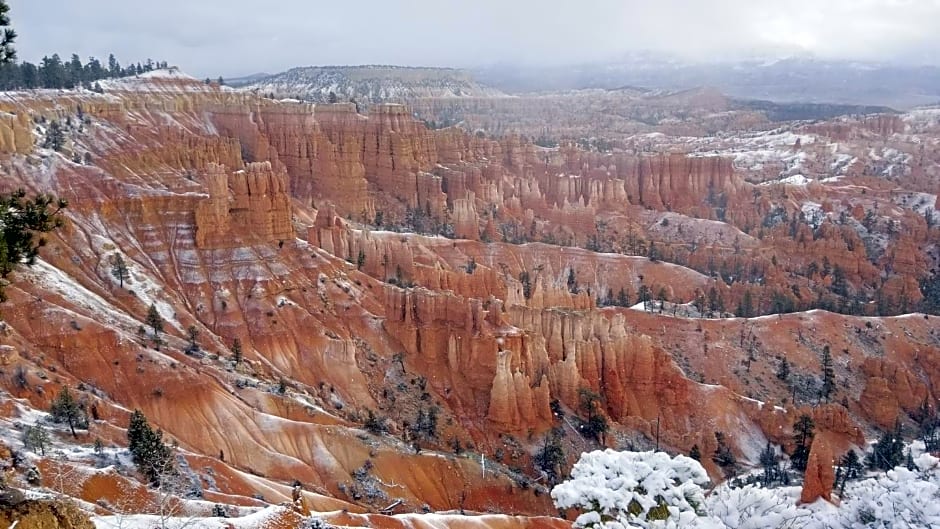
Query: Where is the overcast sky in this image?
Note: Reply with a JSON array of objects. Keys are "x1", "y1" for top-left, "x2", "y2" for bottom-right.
[{"x1": 8, "y1": 0, "x2": 940, "y2": 77}]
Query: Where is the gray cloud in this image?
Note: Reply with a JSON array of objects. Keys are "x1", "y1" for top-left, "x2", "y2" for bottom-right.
[{"x1": 8, "y1": 0, "x2": 940, "y2": 77}]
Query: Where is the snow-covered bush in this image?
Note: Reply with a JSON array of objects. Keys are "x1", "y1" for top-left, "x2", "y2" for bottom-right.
[
  {"x1": 706, "y1": 486, "x2": 809, "y2": 529},
  {"x1": 551, "y1": 449, "x2": 711, "y2": 529},
  {"x1": 834, "y1": 451, "x2": 940, "y2": 529},
  {"x1": 553, "y1": 447, "x2": 940, "y2": 529}
]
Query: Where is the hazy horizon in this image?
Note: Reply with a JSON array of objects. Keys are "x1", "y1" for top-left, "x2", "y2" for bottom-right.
[{"x1": 8, "y1": 0, "x2": 940, "y2": 78}]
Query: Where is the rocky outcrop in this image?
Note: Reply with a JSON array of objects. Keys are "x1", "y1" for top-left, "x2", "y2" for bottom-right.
[
  {"x1": 800, "y1": 436, "x2": 835, "y2": 504},
  {"x1": 0, "y1": 499, "x2": 95, "y2": 529},
  {"x1": 0, "y1": 112, "x2": 34, "y2": 154},
  {"x1": 195, "y1": 162, "x2": 294, "y2": 248}
]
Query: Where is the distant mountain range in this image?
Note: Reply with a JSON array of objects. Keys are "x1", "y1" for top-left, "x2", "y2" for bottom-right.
[
  {"x1": 237, "y1": 65, "x2": 505, "y2": 103},
  {"x1": 233, "y1": 59, "x2": 940, "y2": 110},
  {"x1": 474, "y1": 57, "x2": 940, "y2": 109}
]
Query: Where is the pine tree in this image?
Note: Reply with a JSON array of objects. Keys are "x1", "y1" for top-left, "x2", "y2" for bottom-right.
[
  {"x1": 577, "y1": 388, "x2": 608, "y2": 443},
  {"x1": 43, "y1": 120, "x2": 65, "y2": 151},
  {"x1": 841, "y1": 449, "x2": 862, "y2": 482},
  {"x1": 22, "y1": 424, "x2": 49, "y2": 455},
  {"x1": 776, "y1": 357, "x2": 790, "y2": 382},
  {"x1": 328, "y1": 91, "x2": 338, "y2": 103},
  {"x1": 107, "y1": 53, "x2": 120, "y2": 77},
  {"x1": 110, "y1": 253, "x2": 129, "y2": 288},
  {"x1": 0, "y1": 190, "x2": 67, "y2": 302},
  {"x1": 231, "y1": 338, "x2": 242, "y2": 365},
  {"x1": 820, "y1": 345, "x2": 835, "y2": 402},
  {"x1": 617, "y1": 287, "x2": 629, "y2": 307},
  {"x1": 66, "y1": 53, "x2": 83, "y2": 88},
  {"x1": 49, "y1": 386, "x2": 88, "y2": 437},
  {"x1": 647, "y1": 241, "x2": 659, "y2": 262},
  {"x1": 363, "y1": 408, "x2": 387, "y2": 435},
  {"x1": 146, "y1": 303, "x2": 164, "y2": 337},
  {"x1": 737, "y1": 289, "x2": 755, "y2": 318},
  {"x1": 791, "y1": 414, "x2": 815, "y2": 471},
  {"x1": 688, "y1": 444, "x2": 701, "y2": 461},
  {"x1": 921, "y1": 272, "x2": 940, "y2": 315},
  {"x1": 533, "y1": 429, "x2": 565, "y2": 484},
  {"x1": 357, "y1": 248, "x2": 366, "y2": 270},
  {"x1": 712, "y1": 431, "x2": 737, "y2": 473},
  {"x1": 186, "y1": 325, "x2": 199, "y2": 352},
  {"x1": 127, "y1": 409, "x2": 174, "y2": 485},
  {"x1": 758, "y1": 442, "x2": 779, "y2": 485},
  {"x1": 567, "y1": 268, "x2": 577, "y2": 294},
  {"x1": 867, "y1": 420, "x2": 905, "y2": 471},
  {"x1": 0, "y1": 0, "x2": 16, "y2": 65}
]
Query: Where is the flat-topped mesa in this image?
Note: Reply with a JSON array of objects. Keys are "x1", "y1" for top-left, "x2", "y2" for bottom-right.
[{"x1": 195, "y1": 162, "x2": 294, "y2": 248}]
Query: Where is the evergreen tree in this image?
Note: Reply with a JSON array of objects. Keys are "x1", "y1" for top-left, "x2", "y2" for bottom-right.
[
  {"x1": 647, "y1": 241, "x2": 659, "y2": 262},
  {"x1": 110, "y1": 253, "x2": 129, "y2": 288},
  {"x1": 328, "y1": 91, "x2": 338, "y2": 103},
  {"x1": 127, "y1": 409, "x2": 174, "y2": 486},
  {"x1": 357, "y1": 248, "x2": 366, "y2": 270},
  {"x1": 688, "y1": 444, "x2": 701, "y2": 461},
  {"x1": 577, "y1": 388, "x2": 608, "y2": 443},
  {"x1": 840, "y1": 449, "x2": 862, "y2": 482},
  {"x1": 776, "y1": 357, "x2": 790, "y2": 382},
  {"x1": 867, "y1": 420, "x2": 905, "y2": 471},
  {"x1": 40, "y1": 54, "x2": 65, "y2": 88},
  {"x1": 231, "y1": 338, "x2": 242, "y2": 365},
  {"x1": 107, "y1": 53, "x2": 120, "y2": 77},
  {"x1": 146, "y1": 303, "x2": 164, "y2": 337},
  {"x1": 363, "y1": 408, "x2": 387, "y2": 435},
  {"x1": 791, "y1": 414, "x2": 815, "y2": 471},
  {"x1": 533, "y1": 429, "x2": 565, "y2": 484},
  {"x1": 712, "y1": 431, "x2": 737, "y2": 473},
  {"x1": 20, "y1": 61, "x2": 37, "y2": 87},
  {"x1": 638, "y1": 284, "x2": 652, "y2": 306},
  {"x1": 49, "y1": 385, "x2": 88, "y2": 437},
  {"x1": 22, "y1": 424, "x2": 49, "y2": 455},
  {"x1": 43, "y1": 120, "x2": 65, "y2": 151},
  {"x1": 737, "y1": 289, "x2": 755, "y2": 318},
  {"x1": 567, "y1": 267, "x2": 577, "y2": 294},
  {"x1": 758, "y1": 442, "x2": 779, "y2": 485},
  {"x1": 820, "y1": 345, "x2": 835, "y2": 402},
  {"x1": 0, "y1": 0, "x2": 17, "y2": 65},
  {"x1": 186, "y1": 325, "x2": 199, "y2": 352},
  {"x1": 411, "y1": 406, "x2": 439, "y2": 440},
  {"x1": 0, "y1": 190, "x2": 67, "y2": 302},
  {"x1": 831, "y1": 265, "x2": 848, "y2": 297},
  {"x1": 66, "y1": 53, "x2": 82, "y2": 88},
  {"x1": 85, "y1": 56, "x2": 104, "y2": 81},
  {"x1": 217, "y1": 76, "x2": 224, "y2": 86},
  {"x1": 617, "y1": 287, "x2": 629, "y2": 307},
  {"x1": 921, "y1": 272, "x2": 940, "y2": 315}
]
